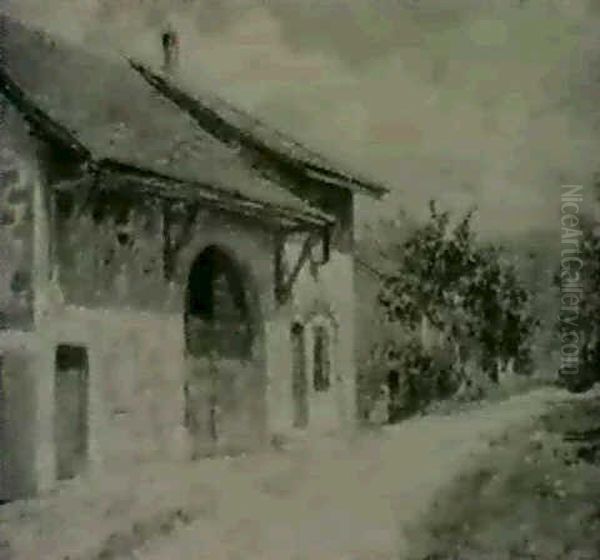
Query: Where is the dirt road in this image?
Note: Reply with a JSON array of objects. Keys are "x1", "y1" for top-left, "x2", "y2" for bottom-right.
[
  {"x1": 0, "y1": 388, "x2": 564, "y2": 560},
  {"x1": 137, "y1": 388, "x2": 563, "y2": 560}
]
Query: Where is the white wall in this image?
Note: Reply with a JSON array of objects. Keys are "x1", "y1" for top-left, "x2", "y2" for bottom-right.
[{"x1": 264, "y1": 233, "x2": 357, "y2": 437}]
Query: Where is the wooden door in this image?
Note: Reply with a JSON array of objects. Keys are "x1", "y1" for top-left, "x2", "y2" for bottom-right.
[
  {"x1": 184, "y1": 356, "x2": 217, "y2": 458},
  {"x1": 55, "y1": 345, "x2": 89, "y2": 480}
]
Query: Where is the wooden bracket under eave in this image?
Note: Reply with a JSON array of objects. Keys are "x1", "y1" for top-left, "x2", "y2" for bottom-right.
[
  {"x1": 274, "y1": 225, "x2": 331, "y2": 305},
  {"x1": 162, "y1": 200, "x2": 201, "y2": 281}
]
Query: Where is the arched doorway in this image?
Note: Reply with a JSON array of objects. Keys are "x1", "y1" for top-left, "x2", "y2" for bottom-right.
[
  {"x1": 185, "y1": 246, "x2": 253, "y2": 360},
  {"x1": 183, "y1": 246, "x2": 264, "y2": 456},
  {"x1": 303, "y1": 312, "x2": 340, "y2": 430}
]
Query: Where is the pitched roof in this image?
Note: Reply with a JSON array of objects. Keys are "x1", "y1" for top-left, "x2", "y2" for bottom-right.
[
  {"x1": 0, "y1": 15, "x2": 333, "y2": 227},
  {"x1": 130, "y1": 63, "x2": 388, "y2": 198}
]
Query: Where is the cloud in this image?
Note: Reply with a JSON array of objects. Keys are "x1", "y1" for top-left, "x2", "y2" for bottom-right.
[{"x1": 5, "y1": 0, "x2": 600, "y2": 237}]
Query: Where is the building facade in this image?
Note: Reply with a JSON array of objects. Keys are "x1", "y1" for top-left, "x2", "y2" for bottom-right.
[{"x1": 0, "y1": 16, "x2": 387, "y2": 501}]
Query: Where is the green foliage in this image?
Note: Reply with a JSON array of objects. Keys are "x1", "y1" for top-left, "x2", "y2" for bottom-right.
[
  {"x1": 555, "y1": 218, "x2": 600, "y2": 391},
  {"x1": 395, "y1": 340, "x2": 461, "y2": 417},
  {"x1": 362, "y1": 335, "x2": 462, "y2": 422},
  {"x1": 376, "y1": 201, "x2": 537, "y2": 413}
]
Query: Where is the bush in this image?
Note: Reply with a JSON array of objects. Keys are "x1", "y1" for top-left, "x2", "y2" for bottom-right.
[{"x1": 385, "y1": 339, "x2": 462, "y2": 421}]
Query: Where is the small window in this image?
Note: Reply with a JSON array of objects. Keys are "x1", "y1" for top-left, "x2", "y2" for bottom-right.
[{"x1": 313, "y1": 325, "x2": 331, "y2": 392}]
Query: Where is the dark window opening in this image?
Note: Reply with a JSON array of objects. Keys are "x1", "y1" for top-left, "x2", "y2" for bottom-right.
[
  {"x1": 291, "y1": 323, "x2": 308, "y2": 428},
  {"x1": 185, "y1": 246, "x2": 253, "y2": 359},
  {"x1": 54, "y1": 345, "x2": 89, "y2": 481},
  {"x1": 313, "y1": 326, "x2": 331, "y2": 392}
]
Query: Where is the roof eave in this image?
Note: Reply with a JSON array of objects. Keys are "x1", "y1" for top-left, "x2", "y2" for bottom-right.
[
  {"x1": 0, "y1": 64, "x2": 331, "y2": 230},
  {"x1": 129, "y1": 60, "x2": 390, "y2": 200},
  {"x1": 0, "y1": 65, "x2": 91, "y2": 161},
  {"x1": 96, "y1": 159, "x2": 334, "y2": 230},
  {"x1": 303, "y1": 167, "x2": 389, "y2": 199}
]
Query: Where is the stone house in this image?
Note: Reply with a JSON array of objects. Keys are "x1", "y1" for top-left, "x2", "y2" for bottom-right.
[{"x1": 0, "y1": 16, "x2": 387, "y2": 501}]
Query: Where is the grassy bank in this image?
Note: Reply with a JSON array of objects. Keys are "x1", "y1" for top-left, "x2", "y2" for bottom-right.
[{"x1": 405, "y1": 391, "x2": 600, "y2": 559}]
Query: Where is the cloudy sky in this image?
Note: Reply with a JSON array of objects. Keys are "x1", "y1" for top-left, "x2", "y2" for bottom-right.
[{"x1": 5, "y1": 0, "x2": 600, "y2": 237}]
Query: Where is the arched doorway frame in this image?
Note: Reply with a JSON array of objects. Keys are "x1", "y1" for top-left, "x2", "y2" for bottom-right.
[
  {"x1": 181, "y1": 241, "x2": 266, "y2": 362},
  {"x1": 181, "y1": 242, "x2": 267, "y2": 455},
  {"x1": 304, "y1": 310, "x2": 339, "y2": 395},
  {"x1": 290, "y1": 306, "x2": 341, "y2": 430}
]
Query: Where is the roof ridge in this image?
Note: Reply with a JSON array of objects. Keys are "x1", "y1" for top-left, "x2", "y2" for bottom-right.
[
  {"x1": 177, "y1": 78, "x2": 341, "y2": 168},
  {"x1": 130, "y1": 60, "x2": 389, "y2": 198}
]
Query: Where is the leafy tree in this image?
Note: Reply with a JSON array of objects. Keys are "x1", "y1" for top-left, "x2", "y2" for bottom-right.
[{"x1": 377, "y1": 202, "x2": 537, "y2": 410}]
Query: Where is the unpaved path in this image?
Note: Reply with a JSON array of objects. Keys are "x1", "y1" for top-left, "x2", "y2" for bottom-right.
[
  {"x1": 0, "y1": 387, "x2": 564, "y2": 560},
  {"x1": 136, "y1": 388, "x2": 563, "y2": 560}
]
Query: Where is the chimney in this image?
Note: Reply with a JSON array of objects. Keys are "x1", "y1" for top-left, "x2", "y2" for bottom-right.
[{"x1": 161, "y1": 26, "x2": 179, "y2": 74}]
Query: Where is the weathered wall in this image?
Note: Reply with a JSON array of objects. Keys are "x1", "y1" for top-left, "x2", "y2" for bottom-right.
[
  {"x1": 47, "y1": 182, "x2": 357, "y2": 463},
  {"x1": 0, "y1": 102, "x2": 36, "y2": 331},
  {"x1": 283, "y1": 185, "x2": 356, "y2": 436},
  {"x1": 297, "y1": 248, "x2": 356, "y2": 433},
  {"x1": 0, "y1": 101, "x2": 51, "y2": 499},
  {"x1": 53, "y1": 190, "x2": 170, "y2": 311},
  {"x1": 39, "y1": 193, "x2": 276, "y2": 475},
  {"x1": 0, "y1": 343, "x2": 38, "y2": 501},
  {"x1": 35, "y1": 306, "x2": 185, "y2": 475}
]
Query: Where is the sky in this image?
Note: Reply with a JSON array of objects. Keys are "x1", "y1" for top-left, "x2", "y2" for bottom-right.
[{"x1": 5, "y1": 0, "x2": 600, "y2": 238}]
